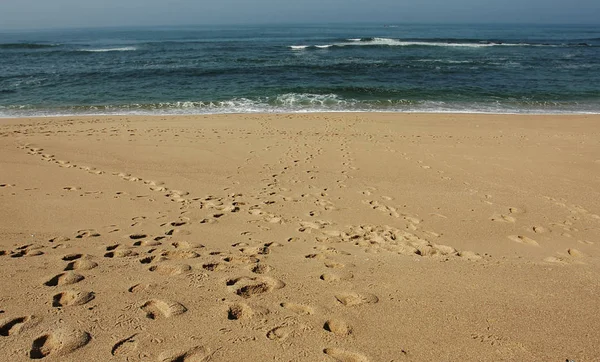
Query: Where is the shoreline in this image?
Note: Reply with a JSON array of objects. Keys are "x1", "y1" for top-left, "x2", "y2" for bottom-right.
[{"x1": 2, "y1": 111, "x2": 600, "y2": 122}]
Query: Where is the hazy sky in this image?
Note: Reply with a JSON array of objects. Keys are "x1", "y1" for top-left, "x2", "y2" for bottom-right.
[{"x1": 1, "y1": 0, "x2": 599, "y2": 29}]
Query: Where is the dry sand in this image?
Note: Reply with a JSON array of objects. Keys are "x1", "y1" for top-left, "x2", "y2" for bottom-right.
[{"x1": 0, "y1": 112, "x2": 599, "y2": 361}]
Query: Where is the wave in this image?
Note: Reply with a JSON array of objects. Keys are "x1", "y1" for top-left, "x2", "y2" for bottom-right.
[
  {"x1": 289, "y1": 44, "x2": 333, "y2": 50},
  {"x1": 0, "y1": 43, "x2": 59, "y2": 49},
  {"x1": 2, "y1": 93, "x2": 599, "y2": 117},
  {"x1": 77, "y1": 47, "x2": 137, "y2": 52},
  {"x1": 292, "y1": 37, "x2": 597, "y2": 50}
]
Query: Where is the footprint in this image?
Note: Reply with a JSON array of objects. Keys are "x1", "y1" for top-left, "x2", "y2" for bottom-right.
[
  {"x1": 202, "y1": 262, "x2": 225, "y2": 272},
  {"x1": 75, "y1": 229, "x2": 100, "y2": 238},
  {"x1": 280, "y1": 302, "x2": 313, "y2": 315},
  {"x1": 324, "y1": 261, "x2": 345, "y2": 269},
  {"x1": 160, "y1": 250, "x2": 201, "y2": 260},
  {"x1": 149, "y1": 264, "x2": 192, "y2": 276},
  {"x1": 567, "y1": 248, "x2": 584, "y2": 257},
  {"x1": 491, "y1": 214, "x2": 516, "y2": 223},
  {"x1": 52, "y1": 291, "x2": 95, "y2": 307},
  {"x1": 508, "y1": 235, "x2": 539, "y2": 246},
  {"x1": 324, "y1": 319, "x2": 353, "y2": 336},
  {"x1": 171, "y1": 241, "x2": 203, "y2": 249},
  {"x1": 44, "y1": 272, "x2": 85, "y2": 287},
  {"x1": 158, "y1": 346, "x2": 211, "y2": 362},
  {"x1": 320, "y1": 272, "x2": 353, "y2": 282},
  {"x1": 227, "y1": 303, "x2": 252, "y2": 320},
  {"x1": 226, "y1": 276, "x2": 285, "y2": 298},
  {"x1": 334, "y1": 292, "x2": 379, "y2": 307},
  {"x1": 104, "y1": 249, "x2": 138, "y2": 258},
  {"x1": 250, "y1": 263, "x2": 272, "y2": 274},
  {"x1": 64, "y1": 259, "x2": 98, "y2": 271},
  {"x1": 29, "y1": 328, "x2": 91, "y2": 359},
  {"x1": 323, "y1": 348, "x2": 369, "y2": 362},
  {"x1": 111, "y1": 334, "x2": 137, "y2": 356},
  {"x1": 0, "y1": 316, "x2": 39, "y2": 336},
  {"x1": 129, "y1": 234, "x2": 147, "y2": 240},
  {"x1": 544, "y1": 256, "x2": 568, "y2": 265},
  {"x1": 128, "y1": 283, "x2": 156, "y2": 294},
  {"x1": 140, "y1": 300, "x2": 187, "y2": 319},
  {"x1": 266, "y1": 326, "x2": 293, "y2": 341},
  {"x1": 61, "y1": 254, "x2": 84, "y2": 261}
]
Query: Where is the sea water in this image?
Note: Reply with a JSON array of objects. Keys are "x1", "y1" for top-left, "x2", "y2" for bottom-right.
[{"x1": 1, "y1": 23, "x2": 599, "y2": 117}]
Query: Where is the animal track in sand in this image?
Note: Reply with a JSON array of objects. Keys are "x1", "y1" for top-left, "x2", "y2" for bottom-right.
[
  {"x1": 29, "y1": 328, "x2": 91, "y2": 359},
  {"x1": 324, "y1": 319, "x2": 353, "y2": 336},
  {"x1": 52, "y1": 291, "x2": 95, "y2": 307},
  {"x1": 141, "y1": 300, "x2": 187, "y2": 320},
  {"x1": 508, "y1": 235, "x2": 539, "y2": 246},
  {"x1": 335, "y1": 292, "x2": 379, "y2": 307},
  {"x1": 44, "y1": 272, "x2": 84, "y2": 287},
  {"x1": 157, "y1": 346, "x2": 211, "y2": 362},
  {"x1": 149, "y1": 263, "x2": 192, "y2": 276},
  {"x1": 280, "y1": 302, "x2": 314, "y2": 315},
  {"x1": 0, "y1": 316, "x2": 39, "y2": 336},
  {"x1": 226, "y1": 276, "x2": 285, "y2": 298},
  {"x1": 323, "y1": 348, "x2": 369, "y2": 362}
]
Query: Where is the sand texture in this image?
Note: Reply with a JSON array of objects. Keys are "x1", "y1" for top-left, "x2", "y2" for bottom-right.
[{"x1": 1, "y1": 113, "x2": 599, "y2": 361}]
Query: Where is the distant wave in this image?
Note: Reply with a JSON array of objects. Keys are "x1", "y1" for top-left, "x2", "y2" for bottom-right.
[
  {"x1": 289, "y1": 44, "x2": 333, "y2": 50},
  {"x1": 77, "y1": 47, "x2": 137, "y2": 52},
  {"x1": 289, "y1": 37, "x2": 596, "y2": 50},
  {"x1": 0, "y1": 43, "x2": 59, "y2": 49}
]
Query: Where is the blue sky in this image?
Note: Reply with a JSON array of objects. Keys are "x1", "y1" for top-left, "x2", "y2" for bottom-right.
[{"x1": 1, "y1": 0, "x2": 599, "y2": 29}]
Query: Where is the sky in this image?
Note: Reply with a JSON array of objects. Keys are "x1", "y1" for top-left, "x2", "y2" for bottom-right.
[{"x1": 1, "y1": 0, "x2": 599, "y2": 30}]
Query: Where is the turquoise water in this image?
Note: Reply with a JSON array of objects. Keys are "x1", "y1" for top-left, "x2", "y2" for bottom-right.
[{"x1": 1, "y1": 23, "x2": 599, "y2": 116}]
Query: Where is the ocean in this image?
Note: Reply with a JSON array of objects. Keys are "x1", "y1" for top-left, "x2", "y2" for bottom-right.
[{"x1": 1, "y1": 23, "x2": 599, "y2": 117}]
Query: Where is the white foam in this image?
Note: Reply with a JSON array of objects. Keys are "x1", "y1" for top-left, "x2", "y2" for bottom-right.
[
  {"x1": 315, "y1": 45, "x2": 333, "y2": 49},
  {"x1": 289, "y1": 45, "x2": 309, "y2": 50},
  {"x1": 337, "y1": 38, "x2": 547, "y2": 48},
  {"x1": 79, "y1": 47, "x2": 137, "y2": 52}
]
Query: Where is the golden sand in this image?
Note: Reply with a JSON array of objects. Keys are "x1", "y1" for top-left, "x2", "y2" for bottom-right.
[{"x1": 1, "y1": 113, "x2": 599, "y2": 361}]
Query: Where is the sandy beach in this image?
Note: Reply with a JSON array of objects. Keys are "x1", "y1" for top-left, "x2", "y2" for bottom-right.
[{"x1": 1, "y1": 112, "x2": 599, "y2": 361}]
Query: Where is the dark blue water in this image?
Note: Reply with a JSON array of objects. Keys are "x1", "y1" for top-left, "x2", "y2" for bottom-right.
[{"x1": 1, "y1": 23, "x2": 600, "y2": 116}]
